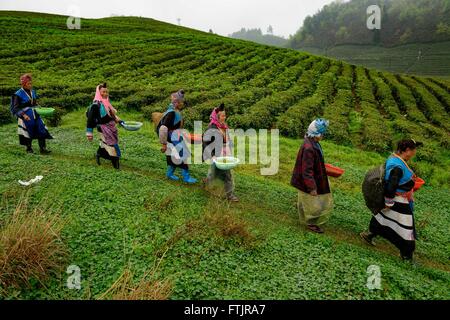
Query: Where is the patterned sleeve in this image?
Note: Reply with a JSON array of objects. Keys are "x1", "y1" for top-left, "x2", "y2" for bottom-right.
[{"x1": 301, "y1": 147, "x2": 317, "y2": 192}]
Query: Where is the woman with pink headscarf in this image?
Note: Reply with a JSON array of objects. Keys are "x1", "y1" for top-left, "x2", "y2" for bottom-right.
[
  {"x1": 86, "y1": 83, "x2": 123, "y2": 169},
  {"x1": 10, "y1": 73, "x2": 52, "y2": 154},
  {"x1": 202, "y1": 103, "x2": 238, "y2": 202}
]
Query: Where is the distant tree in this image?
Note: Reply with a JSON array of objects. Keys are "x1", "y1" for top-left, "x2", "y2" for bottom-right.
[
  {"x1": 288, "y1": 0, "x2": 450, "y2": 49},
  {"x1": 336, "y1": 26, "x2": 349, "y2": 42},
  {"x1": 400, "y1": 28, "x2": 413, "y2": 44},
  {"x1": 229, "y1": 27, "x2": 288, "y2": 47},
  {"x1": 267, "y1": 25, "x2": 273, "y2": 35},
  {"x1": 437, "y1": 22, "x2": 450, "y2": 36}
]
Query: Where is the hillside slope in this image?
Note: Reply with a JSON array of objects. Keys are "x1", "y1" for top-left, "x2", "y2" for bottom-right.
[
  {"x1": 0, "y1": 11, "x2": 449, "y2": 158},
  {"x1": 0, "y1": 11, "x2": 449, "y2": 300},
  {"x1": 287, "y1": 0, "x2": 450, "y2": 77},
  {"x1": 0, "y1": 110, "x2": 449, "y2": 299},
  {"x1": 295, "y1": 42, "x2": 450, "y2": 77}
]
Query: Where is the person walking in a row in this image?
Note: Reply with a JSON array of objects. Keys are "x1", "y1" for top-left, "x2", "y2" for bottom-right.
[
  {"x1": 157, "y1": 90, "x2": 197, "y2": 184},
  {"x1": 361, "y1": 139, "x2": 422, "y2": 261},
  {"x1": 10, "y1": 73, "x2": 52, "y2": 154},
  {"x1": 86, "y1": 83, "x2": 123, "y2": 169},
  {"x1": 203, "y1": 103, "x2": 239, "y2": 202},
  {"x1": 291, "y1": 119, "x2": 333, "y2": 234}
]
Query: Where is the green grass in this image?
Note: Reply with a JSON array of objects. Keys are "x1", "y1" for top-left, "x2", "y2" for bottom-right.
[
  {"x1": 0, "y1": 109, "x2": 449, "y2": 300},
  {"x1": 0, "y1": 11, "x2": 449, "y2": 300}
]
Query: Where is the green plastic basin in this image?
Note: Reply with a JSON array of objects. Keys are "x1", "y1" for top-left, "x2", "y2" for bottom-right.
[{"x1": 35, "y1": 107, "x2": 55, "y2": 117}]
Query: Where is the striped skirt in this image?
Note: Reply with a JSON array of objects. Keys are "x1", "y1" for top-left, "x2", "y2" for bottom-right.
[
  {"x1": 99, "y1": 133, "x2": 121, "y2": 158},
  {"x1": 369, "y1": 193, "x2": 416, "y2": 258},
  {"x1": 17, "y1": 110, "x2": 52, "y2": 145}
]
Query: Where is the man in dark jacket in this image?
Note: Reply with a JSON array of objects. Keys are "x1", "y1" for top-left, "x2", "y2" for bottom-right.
[{"x1": 291, "y1": 118, "x2": 333, "y2": 234}]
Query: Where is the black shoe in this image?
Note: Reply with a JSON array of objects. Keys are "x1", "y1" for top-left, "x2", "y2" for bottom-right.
[
  {"x1": 307, "y1": 225, "x2": 324, "y2": 234},
  {"x1": 40, "y1": 148, "x2": 51, "y2": 155},
  {"x1": 112, "y1": 159, "x2": 120, "y2": 170},
  {"x1": 26, "y1": 148, "x2": 34, "y2": 154},
  {"x1": 95, "y1": 153, "x2": 101, "y2": 165},
  {"x1": 360, "y1": 232, "x2": 376, "y2": 246}
]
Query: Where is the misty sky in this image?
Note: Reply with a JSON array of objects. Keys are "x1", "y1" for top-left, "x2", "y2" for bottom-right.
[{"x1": 0, "y1": 0, "x2": 337, "y2": 38}]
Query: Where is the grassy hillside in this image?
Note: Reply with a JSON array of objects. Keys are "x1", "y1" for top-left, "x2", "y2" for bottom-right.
[
  {"x1": 0, "y1": 11, "x2": 449, "y2": 158},
  {"x1": 0, "y1": 110, "x2": 449, "y2": 299},
  {"x1": 297, "y1": 41, "x2": 450, "y2": 78},
  {"x1": 288, "y1": 0, "x2": 450, "y2": 77},
  {"x1": 0, "y1": 12, "x2": 449, "y2": 300}
]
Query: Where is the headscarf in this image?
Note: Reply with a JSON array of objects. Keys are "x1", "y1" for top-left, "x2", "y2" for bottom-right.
[
  {"x1": 209, "y1": 104, "x2": 228, "y2": 130},
  {"x1": 94, "y1": 84, "x2": 116, "y2": 117},
  {"x1": 171, "y1": 89, "x2": 185, "y2": 104},
  {"x1": 20, "y1": 73, "x2": 32, "y2": 86},
  {"x1": 306, "y1": 118, "x2": 329, "y2": 138}
]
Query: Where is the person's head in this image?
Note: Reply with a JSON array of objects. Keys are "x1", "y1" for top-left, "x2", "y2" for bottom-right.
[
  {"x1": 20, "y1": 73, "x2": 33, "y2": 90},
  {"x1": 216, "y1": 103, "x2": 226, "y2": 123},
  {"x1": 98, "y1": 83, "x2": 108, "y2": 99},
  {"x1": 306, "y1": 118, "x2": 329, "y2": 141},
  {"x1": 217, "y1": 110, "x2": 226, "y2": 123},
  {"x1": 396, "y1": 139, "x2": 423, "y2": 161},
  {"x1": 171, "y1": 89, "x2": 185, "y2": 110}
]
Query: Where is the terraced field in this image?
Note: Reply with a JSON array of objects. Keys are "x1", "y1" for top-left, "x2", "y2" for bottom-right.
[
  {"x1": 296, "y1": 42, "x2": 450, "y2": 78},
  {"x1": 0, "y1": 11, "x2": 449, "y2": 157},
  {"x1": 0, "y1": 12, "x2": 449, "y2": 300}
]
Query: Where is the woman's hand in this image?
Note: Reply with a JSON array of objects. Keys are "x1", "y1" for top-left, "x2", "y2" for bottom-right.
[
  {"x1": 161, "y1": 144, "x2": 167, "y2": 153},
  {"x1": 23, "y1": 114, "x2": 31, "y2": 121},
  {"x1": 310, "y1": 190, "x2": 318, "y2": 196}
]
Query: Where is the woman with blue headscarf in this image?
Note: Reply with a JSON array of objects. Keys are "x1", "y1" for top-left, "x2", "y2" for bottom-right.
[{"x1": 291, "y1": 118, "x2": 333, "y2": 234}]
